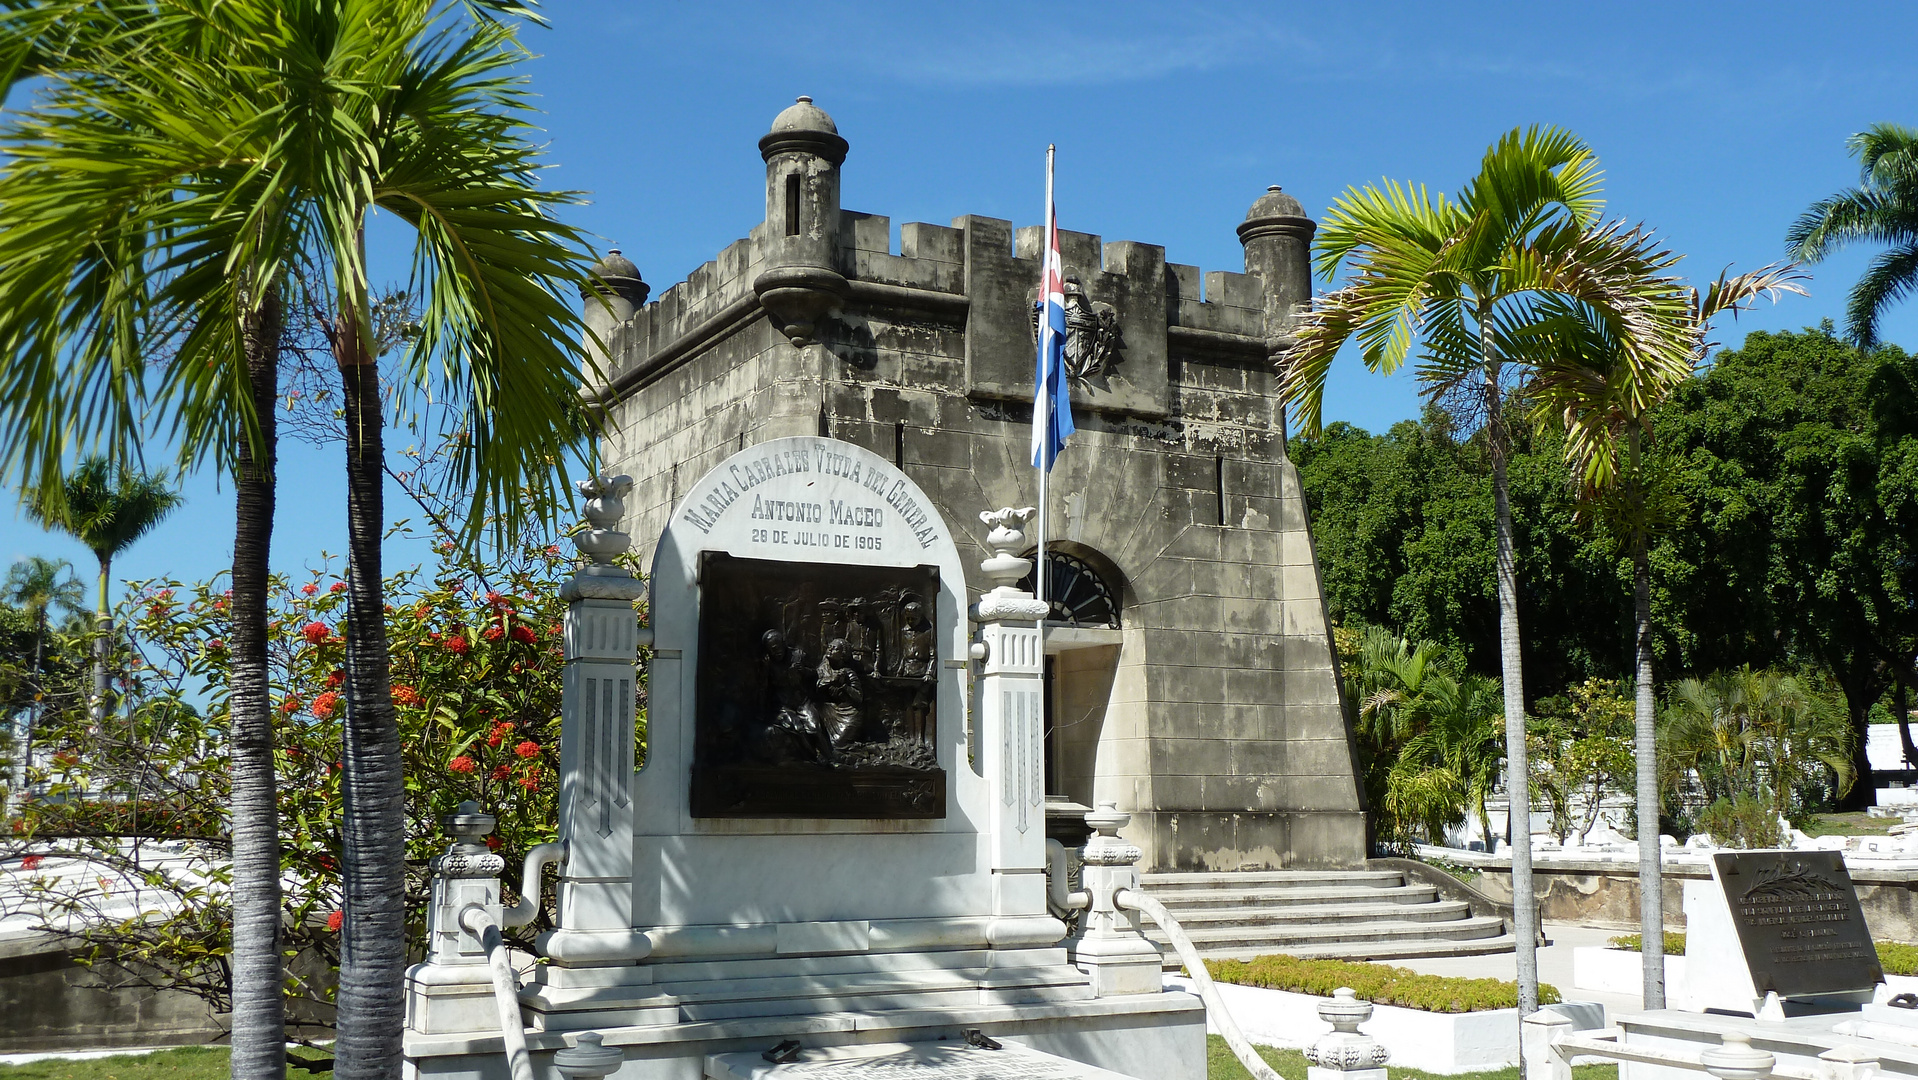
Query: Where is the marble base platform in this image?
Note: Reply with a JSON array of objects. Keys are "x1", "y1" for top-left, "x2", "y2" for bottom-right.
[
  {"x1": 403, "y1": 949, "x2": 1205, "y2": 1080},
  {"x1": 1612, "y1": 1007, "x2": 1918, "y2": 1080}
]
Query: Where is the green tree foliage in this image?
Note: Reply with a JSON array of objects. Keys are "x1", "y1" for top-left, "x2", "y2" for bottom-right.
[
  {"x1": 1654, "y1": 326, "x2": 1918, "y2": 805},
  {"x1": 1297, "y1": 409, "x2": 1631, "y2": 694},
  {"x1": 1301, "y1": 326, "x2": 1918, "y2": 813},
  {"x1": 0, "y1": 537, "x2": 636, "y2": 1068},
  {"x1": 1335, "y1": 624, "x2": 1505, "y2": 851},
  {"x1": 23, "y1": 457, "x2": 183, "y2": 723},
  {"x1": 1658, "y1": 667, "x2": 1854, "y2": 834},
  {"x1": 1529, "y1": 679, "x2": 1635, "y2": 844},
  {"x1": 1788, "y1": 123, "x2": 1918, "y2": 348}
]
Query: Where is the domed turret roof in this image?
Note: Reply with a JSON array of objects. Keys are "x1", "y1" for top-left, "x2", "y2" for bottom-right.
[
  {"x1": 581, "y1": 247, "x2": 648, "y2": 304},
  {"x1": 759, "y1": 95, "x2": 850, "y2": 165},
  {"x1": 769, "y1": 95, "x2": 838, "y2": 136},
  {"x1": 592, "y1": 248, "x2": 641, "y2": 281},
  {"x1": 1246, "y1": 185, "x2": 1307, "y2": 221}
]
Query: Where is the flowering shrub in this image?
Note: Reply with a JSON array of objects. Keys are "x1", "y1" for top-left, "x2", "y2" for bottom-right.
[{"x1": 1, "y1": 534, "x2": 648, "y2": 1023}]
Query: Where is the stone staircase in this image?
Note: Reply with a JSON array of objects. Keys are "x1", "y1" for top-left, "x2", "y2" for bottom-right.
[{"x1": 1138, "y1": 868, "x2": 1516, "y2": 965}]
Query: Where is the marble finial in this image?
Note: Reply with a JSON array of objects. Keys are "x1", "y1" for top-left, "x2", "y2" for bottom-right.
[{"x1": 575, "y1": 473, "x2": 636, "y2": 568}]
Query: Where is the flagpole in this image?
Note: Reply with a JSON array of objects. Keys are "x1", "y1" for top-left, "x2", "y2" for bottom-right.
[{"x1": 1037, "y1": 143, "x2": 1055, "y2": 630}]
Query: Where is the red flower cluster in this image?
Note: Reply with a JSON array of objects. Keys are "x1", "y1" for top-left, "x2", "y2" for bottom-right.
[
  {"x1": 490, "y1": 763, "x2": 512, "y2": 780},
  {"x1": 207, "y1": 638, "x2": 225, "y2": 651},
  {"x1": 20, "y1": 854, "x2": 43, "y2": 870},
  {"x1": 311, "y1": 691, "x2": 340, "y2": 719},
  {"x1": 514, "y1": 740, "x2": 540, "y2": 760},
  {"x1": 448, "y1": 756, "x2": 477, "y2": 774},
  {"x1": 302, "y1": 583, "x2": 319, "y2": 596},
  {"x1": 509, "y1": 625, "x2": 537, "y2": 645},
  {"x1": 485, "y1": 721, "x2": 514, "y2": 748},
  {"x1": 391, "y1": 684, "x2": 420, "y2": 707},
  {"x1": 327, "y1": 910, "x2": 344, "y2": 932},
  {"x1": 485, "y1": 835, "x2": 502, "y2": 851},
  {"x1": 279, "y1": 697, "x2": 302, "y2": 715},
  {"x1": 302, "y1": 622, "x2": 330, "y2": 644},
  {"x1": 331, "y1": 582, "x2": 347, "y2": 593},
  {"x1": 326, "y1": 670, "x2": 345, "y2": 688},
  {"x1": 444, "y1": 635, "x2": 470, "y2": 655},
  {"x1": 485, "y1": 591, "x2": 507, "y2": 608},
  {"x1": 482, "y1": 626, "x2": 503, "y2": 642}
]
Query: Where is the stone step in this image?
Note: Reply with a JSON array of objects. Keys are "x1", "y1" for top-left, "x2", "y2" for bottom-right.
[
  {"x1": 1149, "y1": 883, "x2": 1439, "y2": 911},
  {"x1": 643, "y1": 946, "x2": 1068, "y2": 986},
  {"x1": 1138, "y1": 870, "x2": 1405, "y2": 893},
  {"x1": 662, "y1": 965, "x2": 1094, "y2": 1021},
  {"x1": 1141, "y1": 899, "x2": 1472, "y2": 928},
  {"x1": 1169, "y1": 933, "x2": 1521, "y2": 967},
  {"x1": 1141, "y1": 914, "x2": 1507, "y2": 954}
]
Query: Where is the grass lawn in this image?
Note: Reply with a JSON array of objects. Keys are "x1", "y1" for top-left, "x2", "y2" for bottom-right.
[
  {"x1": 1204, "y1": 1037, "x2": 1618, "y2": 1080},
  {"x1": 1799, "y1": 811, "x2": 1903, "y2": 837},
  {"x1": 0, "y1": 1047, "x2": 328, "y2": 1080},
  {"x1": 3, "y1": 1040, "x2": 1625, "y2": 1080}
]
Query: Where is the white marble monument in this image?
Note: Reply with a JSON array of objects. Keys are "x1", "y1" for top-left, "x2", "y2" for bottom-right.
[{"x1": 403, "y1": 438, "x2": 1205, "y2": 1080}]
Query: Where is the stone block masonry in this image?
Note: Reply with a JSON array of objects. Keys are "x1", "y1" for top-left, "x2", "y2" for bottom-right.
[{"x1": 590, "y1": 97, "x2": 1364, "y2": 871}]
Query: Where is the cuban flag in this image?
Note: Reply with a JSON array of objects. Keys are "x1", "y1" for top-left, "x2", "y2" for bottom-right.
[{"x1": 1031, "y1": 200, "x2": 1075, "y2": 470}]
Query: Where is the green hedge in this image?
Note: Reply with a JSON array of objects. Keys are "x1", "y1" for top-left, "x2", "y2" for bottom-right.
[
  {"x1": 1608, "y1": 933, "x2": 1687, "y2": 956},
  {"x1": 1206, "y1": 954, "x2": 1560, "y2": 1013},
  {"x1": 1609, "y1": 933, "x2": 1918, "y2": 976},
  {"x1": 1878, "y1": 941, "x2": 1918, "y2": 976}
]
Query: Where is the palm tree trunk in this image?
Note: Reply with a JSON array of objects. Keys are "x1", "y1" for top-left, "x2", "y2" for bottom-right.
[
  {"x1": 91, "y1": 553, "x2": 110, "y2": 727},
  {"x1": 334, "y1": 340, "x2": 406, "y2": 1080},
  {"x1": 1633, "y1": 539, "x2": 1664, "y2": 1008},
  {"x1": 1486, "y1": 348, "x2": 1539, "y2": 1024},
  {"x1": 229, "y1": 289, "x2": 286, "y2": 1080}
]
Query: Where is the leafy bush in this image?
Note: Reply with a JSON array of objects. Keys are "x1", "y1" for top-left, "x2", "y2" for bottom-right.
[
  {"x1": 1877, "y1": 941, "x2": 1918, "y2": 975},
  {"x1": 1, "y1": 533, "x2": 643, "y2": 1028},
  {"x1": 1608, "y1": 932, "x2": 1687, "y2": 955},
  {"x1": 1207, "y1": 954, "x2": 1559, "y2": 1012},
  {"x1": 1694, "y1": 795, "x2": 1786, "y2": 849},
  {"x1": 1608, "y1": 933, "x2": 1918, "y2": 975}
]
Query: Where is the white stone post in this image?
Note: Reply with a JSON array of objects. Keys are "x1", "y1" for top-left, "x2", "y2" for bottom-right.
[
  {"x1": 1074, "y1": 801, "x2": 1165, "y2": 994},
  {"x1": 1521, "y1": 1010, "x2": 1573, "y2": 1080},
  {"x1": 1304, "y1": 988, "x2": 1390, "y2": 1080},
  {"x1": 405, "y1": 802, "x2": 509, "y2": 1035},
  {"x1": 542, "y1": 474, "x2": 652, "y2": 964},
  {"x1": 972, "y1": 508, "x2": 1060, "y2": 944}
]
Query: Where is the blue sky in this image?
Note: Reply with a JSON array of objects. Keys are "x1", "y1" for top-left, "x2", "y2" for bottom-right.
[{"x1": 6, "y1": 0, "x2": 1917, "y2": 604}]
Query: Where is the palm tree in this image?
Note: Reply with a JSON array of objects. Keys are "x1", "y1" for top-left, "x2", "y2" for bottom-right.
[
  {"x1": 1787, "y1": 124, "x2": 1918, "y2": 347},
  {"x1": 1278, "y1": 126, "x2": 1693, "y2": 1017},
  {"x1": 2, "y1": 557, "x2": 85, "y2": 819},
  {"x1": 1531, "y1": 262, "x2": 1802, "y2": 1008},
  {"x1": 1662, "y1": 668, "x2": 1855, "y2": 819},
  {"x1": 24, "y1": 457, "x2": 182, "y2": 723},
  {"x1": 0, "y1": 4, "x2": 594, "y2": 1076}
]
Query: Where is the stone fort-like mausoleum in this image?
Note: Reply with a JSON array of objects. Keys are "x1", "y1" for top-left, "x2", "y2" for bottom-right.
[{"x1": 587, "y1": 97, "x2": 1364, "y2": 871}]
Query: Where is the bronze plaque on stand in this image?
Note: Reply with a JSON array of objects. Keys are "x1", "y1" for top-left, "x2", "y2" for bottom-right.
[
  {"x1": 1714, "y1": 850, "x2": 1882, "y2": 997},
  {"x1": 691, "y1": 553, "x2": 944, "y2": 818}
]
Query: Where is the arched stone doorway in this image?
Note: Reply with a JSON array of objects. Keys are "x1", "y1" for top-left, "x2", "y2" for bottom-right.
[{"x1": 1020, "y1": 547, "x2": 1124, "y2": 813}]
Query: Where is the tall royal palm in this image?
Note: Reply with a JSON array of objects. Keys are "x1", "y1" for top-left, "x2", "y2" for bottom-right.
[
  {"x1": 0, "y1": 3, "x2": 597, "y2": 1077},
  {"x1": 24, "y1": 457, "x2": 182, "y2": 724},
  {"x1": 1531, "y1": 263, "x2": 1803, "y2": 1009},
  {"x1": 1788, "y1": 123, "x2": 1918, "y2": 348},
  {"x1": 1278, "y1": 126, "x2": 1691, "y2": 1020}
]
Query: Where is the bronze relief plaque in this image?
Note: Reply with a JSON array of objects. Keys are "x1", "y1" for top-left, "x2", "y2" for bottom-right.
[
  {"x1": 691, "y1": 552, "x2": 944, "y2": 818},
  {"x1": 1713, "y1": 850, "x2": 1882, "y2": 997}
]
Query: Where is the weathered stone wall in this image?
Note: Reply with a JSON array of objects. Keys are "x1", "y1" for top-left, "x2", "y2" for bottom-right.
[
  {"x1": 597, "y1": 100, "x2": 1365, "y2": 871},
  {"x1": 1475, "y1": 860, "x2": 1918, "y2": 942}
]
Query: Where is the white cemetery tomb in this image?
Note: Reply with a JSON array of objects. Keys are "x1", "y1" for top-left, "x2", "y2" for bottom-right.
[{"x1": 401, "y1": 438, "x2": 1206, "y2": 1080}]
